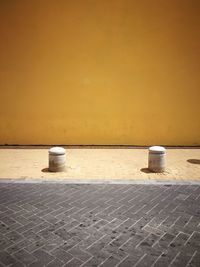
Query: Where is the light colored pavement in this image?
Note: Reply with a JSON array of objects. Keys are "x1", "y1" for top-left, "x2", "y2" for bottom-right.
[{"x1": 0, "y1": 147, "x2": 200, "y2": 182}]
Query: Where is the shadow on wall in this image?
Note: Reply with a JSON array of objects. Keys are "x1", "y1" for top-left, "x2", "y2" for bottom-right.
[{"x1": 187, "y1": 159, "x2": 200, "y2": 165}]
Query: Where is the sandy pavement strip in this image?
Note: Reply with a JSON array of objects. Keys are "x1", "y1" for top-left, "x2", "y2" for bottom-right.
[{"x1": 0, "y1": 147, "x2": 200, "y2": 182}]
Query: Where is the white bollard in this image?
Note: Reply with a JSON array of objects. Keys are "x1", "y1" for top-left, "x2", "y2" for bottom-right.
[
  {"x1": 148, "y1": 146, "x2": 166, "y2": 173},
  {"x1": 49, "y1": 147, "x2": 66, "y2": 172}
]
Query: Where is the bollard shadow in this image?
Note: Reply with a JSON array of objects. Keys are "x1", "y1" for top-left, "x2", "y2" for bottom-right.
[
  {"x1": 140, "y1": 168, "x2": 153, "y2": 173},
  {"x1": 187, "y1": 159, "x2": 200, "y2": 165},
  {"x1": 41, "y1": 168, "x2": 50, "y2": 173}
]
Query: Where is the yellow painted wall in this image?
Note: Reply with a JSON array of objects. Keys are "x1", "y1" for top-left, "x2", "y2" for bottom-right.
[{"x1": 0, "y1": 0, "x2": 200, "y2": 145}]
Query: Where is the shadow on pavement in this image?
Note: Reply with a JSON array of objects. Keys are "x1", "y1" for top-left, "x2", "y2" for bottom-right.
[
  {"x1": 187, "y1": 159, "x2": 200, "y2": 165},
  {"x1": 140, "y1": 167, "x2": 153, "y2": 173},
  {"x1": 41, "y1": 167, "x2": 50, "y2": 172}
]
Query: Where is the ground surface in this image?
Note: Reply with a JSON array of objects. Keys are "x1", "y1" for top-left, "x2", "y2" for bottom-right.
[
  {"x1": 0, "y1": 183, "x2": 200, "y2": 266},
  {"x1": 0, "y1": 148, "x2": 200, "y2": 182}
]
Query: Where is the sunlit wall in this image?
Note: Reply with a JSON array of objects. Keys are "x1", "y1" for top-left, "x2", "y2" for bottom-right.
[{"x1": 0, "y1": 0, "x2": 200, "y2": 145}]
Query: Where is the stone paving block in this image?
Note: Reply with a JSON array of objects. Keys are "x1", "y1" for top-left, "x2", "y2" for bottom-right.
[
  {"x1": 12, "y1": 215, "x2": 30, "y2": 226},
  {"x1": 100, "y1": 255, "x2": 119, "y2": 267},
  {"x1": 28, "y1": 261, "x2": 43, "y2": 267},
  {"x1": 16, "y1": 221, "x2": 37, "y2": 233},
  {"x1": 64, "y1": 257, "x2": 83, "y2": 266},
  {"x1": 13, "y1": 249, "x2": 36, "y2": 265},
  {"x1": 187, "y1": 251, "x2": 200, "y2": 267},
  {"x1": 0, "y1": 216, "x2": 17, "y2": 226},
  {"x1": 81, "y1": 250, "x2": 110, "y2": 267},
  {"x1": 0, "y1": 251, "x2": 19, "y2": 266},
  {"x1": 136, "y1": 250, "x2": 161, "y2": 267},
  {"x1": 47, "y1": 258, "x2": 64, "y2": 267},
  {"x1": 37, "y1": 229, "x2": 57, "y2": 241},
  {"x1": 51, "y1": 247, "x2": 73, "y2": 263},
  {"x1": 186, "y1": 231, "x2": 200, "y2": 250},
  {"x1": 118, "y1": 250, "x2": 145, "y2": 267},
  {"x1": 62, "y1": 237, "x2": 82, "y2": 251},
  {"x1": 6, "y1": 239, "x2": 32, "y2": 254},
  {"x1": 42, "y1": 237, "x2": 65, "y2": 252},
  {"x1": 0, "y1": 234, "x2": 14, "y2": 251},
  {"x1": 5, "y1": 230, "x2": 24, "y2": 243},
  {"x1": 68, "y1": 245, "x2": 92, "y2": 262},
  {"x1": 21, "y1": 230, "x2": 42, "y2": 243},
  {"x1": 32, "y1": 249, "x2": 55, "y2": 265},
  {"x1": 42, "y1": 214, "x2": 60, "y2": 224},
  {"x1": 27, "y1": 215, "x2": 45, "y2": 225},
  {"x1": 170, "y1": 249, "x2": 195, "y2": 267}
]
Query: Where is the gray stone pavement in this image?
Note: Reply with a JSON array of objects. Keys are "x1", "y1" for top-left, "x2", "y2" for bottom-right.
[{"x1": 0, "y1": 183, "x2": 200, "y2": 267}]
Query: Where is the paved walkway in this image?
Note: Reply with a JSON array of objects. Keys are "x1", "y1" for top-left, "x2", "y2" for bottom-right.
[
  {"x1": 0, "y1": 183, "x2": 200, "y2": 266},
  {"x1": 0, "y1": 147, "x2": 200, "y2": 182}
]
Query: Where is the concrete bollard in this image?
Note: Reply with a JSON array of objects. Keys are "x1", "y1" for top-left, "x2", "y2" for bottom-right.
[
  {"x1": 49, "y1": 147, "x2": 66, "y2": 172},
  {"x1": 148, "y1": 146, "x2": 166, "y2": 173}
]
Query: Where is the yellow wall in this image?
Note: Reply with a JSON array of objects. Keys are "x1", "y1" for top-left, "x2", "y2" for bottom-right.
[{"x1": 0, "y1": 0, "x2": 200, "y2": 145}]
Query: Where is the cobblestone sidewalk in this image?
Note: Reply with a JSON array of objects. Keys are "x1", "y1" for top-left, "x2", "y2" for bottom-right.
[{"x1": 0, "y1": 183, "x2": 200, "y2": 266}]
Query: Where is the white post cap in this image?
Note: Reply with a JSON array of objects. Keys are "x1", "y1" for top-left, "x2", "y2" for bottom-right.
[
  {"x1": 49, "y1": 147, "x2": 66, "y2": 155},
  {"x1": 149, "y1": 146, "x2": 166, "y2": 154}
]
